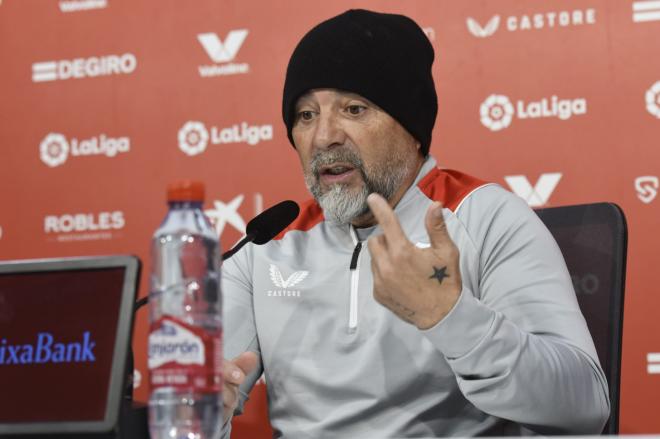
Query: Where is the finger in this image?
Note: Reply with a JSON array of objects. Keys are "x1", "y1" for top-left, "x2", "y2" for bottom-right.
[
  {"x1": 367, "y1": 193, "x2": 408, "y2": 246},
  {"x1": 233, "y1": 351, "x2": 259, "y2": 376},
  {"x1": 223, "y1": 382, "x2": 238, "y2": 408},
  {"x1": 424, "y1": 201, "x2": 451, "y2": 249},
  {"x1": 367, "y1": 233, "x2": 387, "y2": 259},
  {"x1": 222, "y1": 383, "x2": 239, "y2": 422},
  {"x1": 369, "y1": 242, "x2": 383, "y2": 276},
  {"x1": 224, "y1": 351, "x2": 259, "y2": 385}
]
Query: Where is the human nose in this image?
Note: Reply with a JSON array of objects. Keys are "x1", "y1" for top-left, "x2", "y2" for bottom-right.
[{"x1": 311, "y1": 111, "x2": 346, "y2": 150}]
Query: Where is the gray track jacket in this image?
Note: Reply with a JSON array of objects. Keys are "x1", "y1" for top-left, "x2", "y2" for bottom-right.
[{"x1": 222, "y1": 157, "x2": 610, "y2": 438}]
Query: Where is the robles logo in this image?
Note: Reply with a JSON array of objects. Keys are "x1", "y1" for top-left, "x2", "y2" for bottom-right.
[
  {"x1": 480, "y1": 94, "x2": 587, "y2": 131},
  {"x1": 40, "y1": 132, "x2": 130, "y2": 167},
  {"x1": 44, "y1": 211, "x2": 125, "y2": 242},
  {"x1": 32, "y1": 53, "x2": 136, "y2": 83},
  {"x1": 178, "y1": 120, "x2": 272, "y2": 156}
]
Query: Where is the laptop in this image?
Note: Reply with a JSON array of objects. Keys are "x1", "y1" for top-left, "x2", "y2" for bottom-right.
[{"x1": 0, "y1": 255, "x2": 140, "y2": 437}]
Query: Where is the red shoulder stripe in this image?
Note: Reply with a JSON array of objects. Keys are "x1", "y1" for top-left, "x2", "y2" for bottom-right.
[
  {"x1": 273, "y1": 198, "x2": 324, "y2": 240},
  {"x1": 417, "y1": 168, "x2": 489, "y2": 212}
]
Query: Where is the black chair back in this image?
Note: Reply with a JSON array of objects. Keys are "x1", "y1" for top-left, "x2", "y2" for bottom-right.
[{"x1": 535, "y1": 203, "x2": 627, "y2": 434}]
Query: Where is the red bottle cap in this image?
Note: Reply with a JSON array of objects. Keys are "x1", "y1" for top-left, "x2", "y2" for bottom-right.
[{"x1": 167, "y1": 180, "x2": 205, "y2": 202}]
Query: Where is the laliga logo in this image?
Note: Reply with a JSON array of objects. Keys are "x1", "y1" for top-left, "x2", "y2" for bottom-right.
[
  {"x1": 635, "y1": 176, "x2": 658, "y2": 204},
  {"x1": 178, "y1": 121, "x2": 209, "y2": 156},
  {"x1": 40, "y1": 133, "x2": 69, "y2": 167},
  {"x1": 40, "y1": 132, "x2": 130, "y2": 167},
  {"x1": 480, "y1": 95, "x2": 514, "y2": 131},
  {"x1": 178, "y1": 120, "x2": 273, "y2": 156},
  {"x1": 645, "y1": 81, "x2": 660, "y2": 118},
  {"x1": 480, "y1": 94, "x2": 587, "y2": 131}
]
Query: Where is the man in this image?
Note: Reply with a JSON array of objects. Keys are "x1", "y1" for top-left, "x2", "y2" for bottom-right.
[{"x1": 221, "y1": 9, "x2": 610, "y2": 437}]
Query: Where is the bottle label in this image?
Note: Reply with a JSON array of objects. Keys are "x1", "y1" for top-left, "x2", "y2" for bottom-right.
[{"x1": 148, "y1": 316, "x2": 222, "y2": 392}]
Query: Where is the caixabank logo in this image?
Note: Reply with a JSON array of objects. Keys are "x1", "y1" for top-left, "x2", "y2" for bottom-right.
[
  {"x1": 204, "y1": 192, "x2": 264, "y2": 239},
  {"x1": 0, "y1": 332, "x2": 96, "y2": 365},
  {"x1": 32, "y1": 53, "x2": 136, "y2": 83},
  {"x1": 44, "y1": 211, "x2": 125, "y2": 242},
  {"x1": 39, "y1": 132, "x2": 130, "y2": 167},
  {"x1": 480, "y1": 94, "x2": 587, "y2": 131},
  {"x1": 197, "y1": 29, "x2": 249, "y2": 77},
  {"x1": 178, "y1": 120, "x2": 272, "y2": 156}
]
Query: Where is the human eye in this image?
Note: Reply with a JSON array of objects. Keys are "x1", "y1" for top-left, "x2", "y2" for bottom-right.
[
  {"x1": 345, "y1": 104, "x2": 367, "y2": 116},
  {"x1": 296, "y1": 110, "x2": 316, "y2": 123}
]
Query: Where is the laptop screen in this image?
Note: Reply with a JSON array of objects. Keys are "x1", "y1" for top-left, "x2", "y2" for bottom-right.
[{"x1": 0, "y1": 256, "x2": 139, "y2": 434}]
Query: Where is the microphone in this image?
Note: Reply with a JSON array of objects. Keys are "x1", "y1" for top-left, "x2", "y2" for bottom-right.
[
  {"x1": 133, "y1": 200, "x2": 300, "y2": 311},
  {"x1": 222, "y1": 199, "x2": 300, "y2": 260}
]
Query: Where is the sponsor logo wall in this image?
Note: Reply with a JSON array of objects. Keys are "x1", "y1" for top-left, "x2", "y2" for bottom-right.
[{"x1": 1, "y1": 0, "x2": 659, "y2": 435}]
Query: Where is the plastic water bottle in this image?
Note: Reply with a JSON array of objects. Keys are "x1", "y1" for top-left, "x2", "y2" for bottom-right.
[{"x1": 148, "y1": 181, "x2": 223, "y2": 439}]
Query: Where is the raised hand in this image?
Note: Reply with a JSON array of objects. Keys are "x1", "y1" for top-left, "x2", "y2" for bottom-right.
[{"x1": 366, "y1": 193, "x2": 462, "y2": 330}]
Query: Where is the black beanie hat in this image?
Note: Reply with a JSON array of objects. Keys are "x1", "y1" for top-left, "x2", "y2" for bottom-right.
[{"x1": 282, "y1": 9, "x2": 438, "y2": 156}]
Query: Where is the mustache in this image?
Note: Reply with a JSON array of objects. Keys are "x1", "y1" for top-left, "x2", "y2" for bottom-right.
[{"x1": 310, "y1": 148, "x2": 363, "y2": 179}]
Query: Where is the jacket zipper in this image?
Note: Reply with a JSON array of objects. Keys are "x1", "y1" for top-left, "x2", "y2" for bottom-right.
[{"x1": 349, "y1": 228, "x2": 362, "y2": 332}]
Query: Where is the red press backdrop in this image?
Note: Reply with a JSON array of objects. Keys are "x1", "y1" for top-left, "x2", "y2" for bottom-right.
[{"x1": 1, "y1": 0, "x2": 659, "y2": 436}]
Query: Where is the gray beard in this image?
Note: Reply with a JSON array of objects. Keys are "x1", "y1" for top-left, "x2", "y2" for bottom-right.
[{"x1": 304, "y1": 148, "x2": 414, "y2": 225}]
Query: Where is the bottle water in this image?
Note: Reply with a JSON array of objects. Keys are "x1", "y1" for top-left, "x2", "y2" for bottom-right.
[{"x1": 148, "y1": 181, "x2": 223, "y2": 439}]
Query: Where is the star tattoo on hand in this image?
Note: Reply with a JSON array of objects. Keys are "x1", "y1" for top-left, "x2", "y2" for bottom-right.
[{"x1": 429, "y1": 266, "x2": 449, "y2": 284}]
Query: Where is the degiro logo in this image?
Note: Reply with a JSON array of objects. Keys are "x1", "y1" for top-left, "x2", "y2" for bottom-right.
[
  {"x1": 178, "y1": 120, "x2": 272, "y2": 156},
  {"x1": 32, "y1": 53, "x2": 136, "y2": 83},
  {"x1": 0, "y1": 331, "x2": 96, "y2": 365},
  {"x1": 40, "y1": 132, "x2": 130, "y2": 167},
  {"x1": 480, "y1": 94, "x2": 587, "y2": 131}
]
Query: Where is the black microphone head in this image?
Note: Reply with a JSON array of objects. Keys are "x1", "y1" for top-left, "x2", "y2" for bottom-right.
[{"x1": 246, "y1": 200, "x2": 300, "y2": 245}]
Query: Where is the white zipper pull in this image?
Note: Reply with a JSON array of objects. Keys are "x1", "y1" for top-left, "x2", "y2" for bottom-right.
[{"x1": 348, "y1": 229, "x2": 362, "y2": 332}]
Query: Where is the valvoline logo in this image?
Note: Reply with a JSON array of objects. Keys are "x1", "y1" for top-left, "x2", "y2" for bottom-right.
[
  {"x1": 148, "y1": 319, "x2": 205, "y2": 369},
  {"x1": 0, "y1": 331, "x2": 96, "y2": 365}
]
